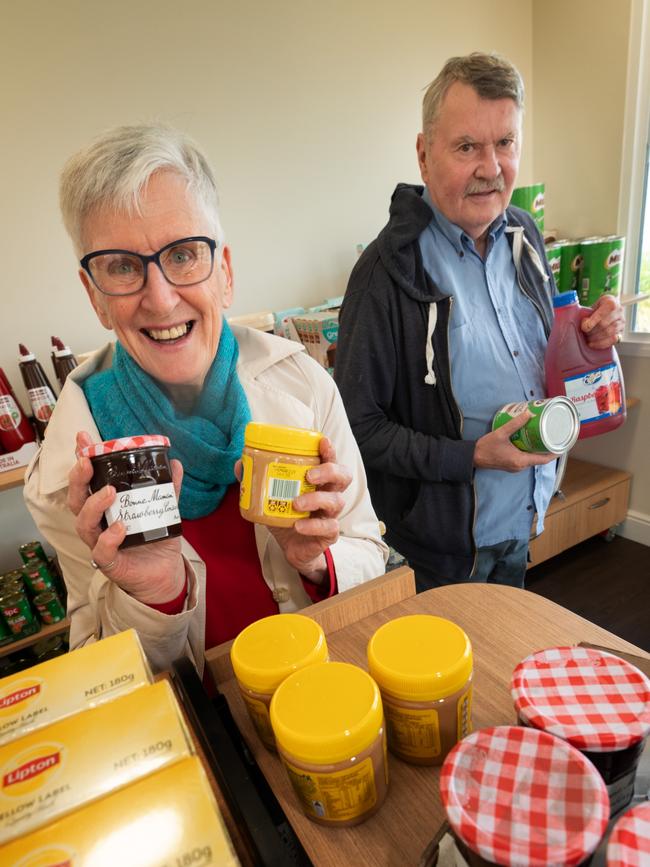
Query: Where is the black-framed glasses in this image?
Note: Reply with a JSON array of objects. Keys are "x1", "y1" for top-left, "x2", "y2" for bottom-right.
[{"x1": 80, "y1": 236, "x2": 218, "y2": 296}]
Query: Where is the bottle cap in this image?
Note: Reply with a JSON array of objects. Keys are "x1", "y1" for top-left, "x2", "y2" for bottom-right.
[
  {"x1": 18, "y1": 343, "x2": 35, "y2": 361},
  {"x1": 553, "y1": 290, "x2": 579, "y2": 308}
]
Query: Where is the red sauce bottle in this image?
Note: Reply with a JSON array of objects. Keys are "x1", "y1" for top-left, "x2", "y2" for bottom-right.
[
  {"x1": 18, "y1": 344, "x2": 57, "y2": 441},
  {"x1": 0, "y1": 368, "x2": 36, "y2": 453},
  {"x1": 50, "y1": 335, "x2": 78, "y2": 389}
]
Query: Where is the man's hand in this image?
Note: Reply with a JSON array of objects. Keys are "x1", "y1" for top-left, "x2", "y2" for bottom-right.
[
  {"x1": 68, "y1": 431, "x2": 187, "y2": 605},
  {"x1": 474, "y1": 412, "x2": 559, "y2": 472},
  {"x1": 236, "y1": 436, "x2": 349, "y2": 586},
  {"x1": 581, "y1": 294, "x2": 625, "y2": 349}
]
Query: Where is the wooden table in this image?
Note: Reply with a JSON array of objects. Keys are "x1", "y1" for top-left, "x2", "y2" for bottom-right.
[{"x1": 207, "y1": 575, "x2": 650, "y2": 867}]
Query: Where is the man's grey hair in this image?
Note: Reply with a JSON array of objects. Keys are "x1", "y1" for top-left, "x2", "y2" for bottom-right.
[
  {"x1": 60, "y1": 123, "x2": 225, "y2": 257},
  {"x1": 422, "y1": 52, "x2": 524, "y2": 137}
]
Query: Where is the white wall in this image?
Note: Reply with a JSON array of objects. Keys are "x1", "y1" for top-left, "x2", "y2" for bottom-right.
[{"x1": 0, "y1": 0, "x2": 534, "y2": 569}]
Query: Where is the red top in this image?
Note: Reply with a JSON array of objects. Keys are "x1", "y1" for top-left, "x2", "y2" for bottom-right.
[{"x1": 149, "y1": 484, "x2": 336, "y2": 647}]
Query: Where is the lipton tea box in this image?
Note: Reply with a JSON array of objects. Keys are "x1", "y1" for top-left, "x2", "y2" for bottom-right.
[
  {"x1": 0, "y1": 680, "x2": 192, "y2": 844},
  {"x1": 0, "y1": 629, "x2": 152, "y2": 746},
  {"x1": 0, "y1": 756, "x2": 239, "y2": 865}
]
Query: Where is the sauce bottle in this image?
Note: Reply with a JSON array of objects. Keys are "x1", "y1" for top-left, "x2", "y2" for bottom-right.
[
  {"x1": 0, "y1": 368, "x2": 36, "y2": 453},
  {"x1": 545, "y1": 291, "x2": 626, "y2": 439},
  {"x1": 18, "y1": 344, "x2": 57, "y2": 441},
  {"x1": 50, "y1": 336, "x2": 78, "y2": 389}
]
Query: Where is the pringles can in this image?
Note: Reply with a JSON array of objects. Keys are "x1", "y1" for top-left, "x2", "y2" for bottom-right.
[
  {"x1": 510, "y1": 182, "x2": 545, "y2": 232},
  {"x1": 492, "y1": 397, "x2": 580, "y2": 454},
  {"x1": 579, "y1": 235, "x2": 625, "y2": 305}
]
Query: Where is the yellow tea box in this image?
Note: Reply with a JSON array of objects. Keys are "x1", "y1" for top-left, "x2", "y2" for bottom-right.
[
  {"x1": 0, "y1": 756, "x2": 239, "y2": 866},
  {"x1": 0, "y1": 680, "x2": 193, "y2": 844},
  {"x1": 0, "y1": 629, "x2": 152, "y2": 746}
]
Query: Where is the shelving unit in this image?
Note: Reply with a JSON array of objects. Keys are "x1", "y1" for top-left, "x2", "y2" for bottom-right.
[
  {"x1": 0, "y1": 618, "x2": 70, "y2": 659},
  {"x1": 0, "y1": 465, "x2": 28, "y2": 493}
]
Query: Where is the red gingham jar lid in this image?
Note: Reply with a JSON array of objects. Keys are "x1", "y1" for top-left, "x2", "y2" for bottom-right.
[
  {"x1": 79, "y1": 435, "x2": 170, "y2": 459},
  {"x1": 440, "y1": 725, "x2": 609, "y2": 867},
  {"x1": 510, "y1": 646, "x2": 650, "y2": 752},
  {"x1": 606, "y1": 801, "x2": 650, "y2": 866}
]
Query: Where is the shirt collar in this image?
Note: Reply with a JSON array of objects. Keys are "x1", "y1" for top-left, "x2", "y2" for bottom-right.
[{"x1": 421, "y1": 186, "x2": 507, "y2": 254}]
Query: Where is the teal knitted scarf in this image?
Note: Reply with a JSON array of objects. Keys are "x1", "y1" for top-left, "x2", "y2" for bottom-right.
[{"x1": 82, "y1": 321, "x2": 251, "y2": 519}]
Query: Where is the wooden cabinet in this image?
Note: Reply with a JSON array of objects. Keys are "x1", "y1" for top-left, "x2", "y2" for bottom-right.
[{"x1": 528, "y1": 458, "x2": 631, "y2": 567}]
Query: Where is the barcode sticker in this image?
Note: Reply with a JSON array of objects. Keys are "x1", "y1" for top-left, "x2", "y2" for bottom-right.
[{"x1": 269, "y1": 477, "x2": 301, "y2": 501}]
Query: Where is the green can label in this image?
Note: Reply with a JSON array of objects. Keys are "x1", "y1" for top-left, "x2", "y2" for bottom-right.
[
  {"x1": 22, "y1": 559, "x2": 56, "y2": 597},
  {"x1": 34, "y1": 591, "x2": 66, "y2": 624},
  {"x1": 492, "y1": 398, "x2": 579, "y2": 454},
  {"x1": 19, "y1": 541, "x2": 47, "y2": 565},
  {"x1": 1, "y1": 594, "x2": 37, "y2": 635},
  {"x1": 579, "y1": 236, "x2": 625, "y2": 306},
  {"x1": 510, "y1": 183, "x2": 545, "y2": 232}
]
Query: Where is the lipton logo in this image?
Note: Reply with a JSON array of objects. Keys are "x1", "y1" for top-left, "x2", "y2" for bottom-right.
[
  {"x1": 606, "y1": 249, "x2": 622, "y2": 269},
  {"x1": 4, "y1": 751, "x2": 59, "y2": 787},
  {"x1": 0, "y1": 678, "x2": 43, "y2": 717},
  {"x1": 0, "y1": 684, "x2": 40, "y2": 711},
  {"x1": 1, "y1": 742, "x2": 64, "y2": 796},
  {"x1": 533, "y1": 192, "x2": 544, "y2": 212}
]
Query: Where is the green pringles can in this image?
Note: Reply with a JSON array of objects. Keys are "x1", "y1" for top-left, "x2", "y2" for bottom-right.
[
  {"x1": 510, "y1": 183, "x2": 545, "y2": 232},
  {"x1": 492, "y1": 397, "x2": 580, "y2": 454},
  {"x1": 579, "y1": 235, "x2": 625, "y2": 306},
  {"x1": 33, "y1": 590, "x2": 66, "y2": 625}
]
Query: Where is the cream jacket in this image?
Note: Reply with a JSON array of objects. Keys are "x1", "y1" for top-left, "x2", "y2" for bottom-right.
[{"x1": 23, "y1": 326, "x2": 387, "y2": 672}]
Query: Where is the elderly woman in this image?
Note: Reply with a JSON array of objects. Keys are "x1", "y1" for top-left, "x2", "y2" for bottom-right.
[{"x1": 24, "y1": 124, "x2": 387, "y2": 672}]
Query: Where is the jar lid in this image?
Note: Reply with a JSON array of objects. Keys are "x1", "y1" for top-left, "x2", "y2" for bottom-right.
[
  {"x1": 367, "y1": 615, "x2": 472, "y2": 701},
  {"x1": 79, "y1": 434, "x2": 170, "y2": 458},
  {"x1": 244, "y1": 422, "x2": 322, "y2": 456},
  {"x1": 606, "y1": 801, "x2": 650, "y2": 865},
  {"x1": 510, "y1": 646, "x2": 650, "y2": 751},
  {"x1": 440, "y1": 725, "x2": 609, "y2": 867},
  {"x1": 270, "y1": 662, "x2": 383, "y2": 764},
  {"x1": 230, "y1": 613, "x2": 328, "y2": 694}
]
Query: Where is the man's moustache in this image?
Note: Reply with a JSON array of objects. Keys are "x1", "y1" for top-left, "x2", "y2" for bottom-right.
[{"x1": 464, "y1": 177, "x2": 505, "y2": 196}]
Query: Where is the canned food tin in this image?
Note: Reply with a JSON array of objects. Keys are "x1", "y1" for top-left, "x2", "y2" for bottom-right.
[
  {"x1": 510, "y1": 182, "x2": 545, "y2": 231},
  {"x1": 0, "y1": 612, "x2": 12, "y2": 645},
  {"x1": 21, "y1": 558, "x2": 56, "y2": 597},
  {"x1": 545, "y1": 242, "x2": 563, "y2": 285},
  {"x1": 492, "y1": 397, "x2": 580, "y2": 453},
  {"x1": 0, "y1": 593, "x2": 38, "y2": 636},
  {"x1": 18, "y1": 540, "x2": 47, "y2": 565},
  {"x1": 33, "y1": 590, "x2": 66, "y2": 625},
  {"x1": 579, "y1": 235, "x2": 625, "y2": 305},
  {"x1": 558, "y1": 240, "x2": 583, "y2": 293}
]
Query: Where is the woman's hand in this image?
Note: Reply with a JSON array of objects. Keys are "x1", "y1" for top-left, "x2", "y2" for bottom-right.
[
  {"x1": 68, "y1": 431, "x2": 186, "y2": 605},
  {"x1": 236, "y1": 436, "x2": 350, "y2": 586}
]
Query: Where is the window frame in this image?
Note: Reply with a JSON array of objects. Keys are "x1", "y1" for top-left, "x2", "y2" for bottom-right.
[{"x1": 618, "y1": 0, "x2": 650, "y2": 355}]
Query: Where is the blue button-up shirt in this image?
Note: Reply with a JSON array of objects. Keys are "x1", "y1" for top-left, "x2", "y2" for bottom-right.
[{"x1": 418, "y1": 187, "x2": 555, "y2": 545}]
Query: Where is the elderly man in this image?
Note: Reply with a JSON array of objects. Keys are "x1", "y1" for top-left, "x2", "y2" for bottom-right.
[{"x1": 335, "y1": 52, "x2": 624, "y2": 592}]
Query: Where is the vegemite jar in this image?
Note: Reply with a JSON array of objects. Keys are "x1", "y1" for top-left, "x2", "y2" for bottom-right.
[
  {"x1": 511, "y1": 646, "x2": 650, "y2": 817},
  {"x1": 80, "y1": 435, "x2": 182, "y2": 550},
  {"x1": 606, "y1": 800, "x2": 650, "y2": 866},
  {"x1": 270, "y1": 661, "x2": 388, "y2": 827},
  {"x1": 367, "y1": 615, "x2": 473, "y2": 765},
  {"x1": 439, "y1": 725, "x2": 609, "y2": 867},
  {"x1": 239, "y1": 423, "x2": 322, "y2": 527},
  {"x1": 230, "y1": 613, "x2": 329, "y2": 752}
]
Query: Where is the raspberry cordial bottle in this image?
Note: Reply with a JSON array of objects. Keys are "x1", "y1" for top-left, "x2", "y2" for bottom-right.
[{"x1": 545, "y1": 291, "x2": 626, "y2": 439}]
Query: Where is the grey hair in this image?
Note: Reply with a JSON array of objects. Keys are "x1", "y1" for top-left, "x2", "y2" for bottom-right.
[
  {"x1": 60, "y1": 123, "x2": 225, "y2": 256},
  {"x1": 422, "y1": 52, "x2": 524, "y2": 137}
]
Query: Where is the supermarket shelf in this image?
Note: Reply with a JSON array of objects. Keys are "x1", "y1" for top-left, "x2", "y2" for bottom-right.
[
  {"x1": 0, "y1": 465, "x2": 27, "y2": 493},
  {"x1": 0, "y1": 617, "x2": 70, "y2": 659}
]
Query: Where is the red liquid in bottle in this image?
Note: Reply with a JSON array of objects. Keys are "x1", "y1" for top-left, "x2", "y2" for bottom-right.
[
  {"x1": 0, "y1": 368, "x2": 36, "y2": 452},
  {"x1": 545, "y1": 291, "x2": 626, "y2": 439},
  {"x1": 18, "y1": 344, "x2": 57, "y2": 442}
]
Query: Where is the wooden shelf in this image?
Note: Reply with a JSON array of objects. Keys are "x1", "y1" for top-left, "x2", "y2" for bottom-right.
[
  {"x1": 0, "y1": 465, "x2": 27, "y2": 493},
  {"x1": 0, "y1": 618, "x2": 70, "y2": 659}
]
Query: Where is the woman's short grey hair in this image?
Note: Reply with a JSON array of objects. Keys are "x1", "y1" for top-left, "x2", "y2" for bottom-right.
[
  {"x1": 422, "y1": 52, "x2": 524, "y2": 138},
  {"x1": 60, "y1": 123, "x2": 225, "y2": 256}
]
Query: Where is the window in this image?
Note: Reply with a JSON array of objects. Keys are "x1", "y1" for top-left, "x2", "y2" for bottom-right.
[{"x1": 619, "y1": 0, "x2": 650, "y2": 347}]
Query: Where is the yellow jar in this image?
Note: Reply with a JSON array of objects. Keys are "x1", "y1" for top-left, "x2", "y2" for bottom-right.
[
  {"x1": 239, "y1": 422, "x2": 323, "y2": 527},
  {"x1": 230, "y1": 613, "x2": 328, "y2": 751},
  {"x1": 270, "y1": 661, "x2": 388, "y2": 827},
  {"x1": 367, "y1": 615, "x2": 473, "y2": 766}
]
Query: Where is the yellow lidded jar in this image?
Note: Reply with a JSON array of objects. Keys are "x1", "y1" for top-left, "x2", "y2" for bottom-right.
[
  {"x1": 367, "y1": 615, "x2": 473, "y2": 766},
  {"x1": 230, "y1": 613, "x2": 328, "y2": 751},
  {"x1": 270, "y1": 661, "x2": 388, "y2": 827},
  {"x1": 239, "y1": 422, "x2": 323, "y2": 527}
]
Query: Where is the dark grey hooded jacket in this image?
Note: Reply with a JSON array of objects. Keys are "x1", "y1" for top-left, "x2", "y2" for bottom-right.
[{"x1": 335, "y1": 183, "x2": 555, "y2": 582}]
